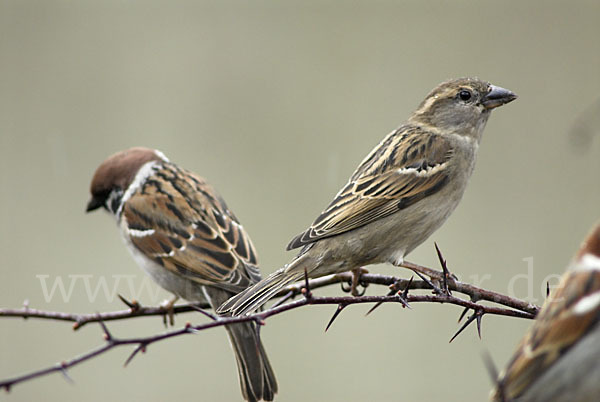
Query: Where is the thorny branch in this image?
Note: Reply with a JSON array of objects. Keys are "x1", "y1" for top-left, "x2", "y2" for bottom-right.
[{"x1": 0, "y1": 255, "x2": 540, "y2": 393}]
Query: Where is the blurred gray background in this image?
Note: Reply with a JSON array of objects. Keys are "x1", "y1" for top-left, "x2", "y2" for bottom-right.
[{"x1": 1, "y1": 1, "x2": 599, "y2": 401}]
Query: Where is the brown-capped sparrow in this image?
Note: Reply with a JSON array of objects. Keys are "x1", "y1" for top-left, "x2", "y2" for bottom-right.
[
  {"x1": 218, "y1": 77, "x2": 517, "y2": 316},
  {"x1": 86, "y1": 147, "x2": 277, "y2": 402},
  {"x1": 491, "y1": 223, "x2": 600, "y2": 402}
]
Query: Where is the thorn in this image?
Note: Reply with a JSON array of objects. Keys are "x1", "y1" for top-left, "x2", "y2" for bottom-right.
[
  {"x1": 117, "y1": 294, "x2": 140, "y2": 311},
  {"x1": 303, "y1": 268, "x2": 312, "y2": 300},
  {"x1": 59, "y1": 366, "x2": 74, "y2": 384},
  {"x1": 189, "y1": 304, "x2": 218, "y2": 321},
  {"x1": 365, "y1": 298, "x2": 388, "y2": 316},
  {"x1": 412, "y1": 270, "x2": 442, "y2": 294},
  {"x1": 365, "y1": 302, "x2": 382, "y2": 316},
  {"x1": 124, "y1": 344, "x2": 145, "y2": 367},
  {"x1": 458, "y1": 306, "x2": 470, "y2": 323},
  {"x1": 434, "y1": 242, "x2": 452, "y2": 295},
  {"x1": 325, "y1": 304, "x2": 346, "y2": 332},
  {"x1": 270, "y1": 290, "x2": 295, "y2": 309},
  {"x1": 402, "y1": 276, "x2": 413, "y2": 300},
  {"x1": 185, "y1": 322, "x2": 201, "y2": 334},
  {"x1": 396, "y1": 292, "x2": 411, "y2": 309},
  {"x1": 366, "y1": 279, "x2": 402, "y2": 316},
  {"x1": 97, "y1": 316, "x2": 112, "y2": 341},
  {"x1": 449, "y1": 312, "x2": 478, "y2": 343},
  {"x1": 366, "y1": 277, "x2": 413, "y2": 316},
  {"x1": 449, "y1": 309, "x2": 484, "y2": 343}
]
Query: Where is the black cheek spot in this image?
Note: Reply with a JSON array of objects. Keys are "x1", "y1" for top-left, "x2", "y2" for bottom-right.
[{"x1": 110, "y1": 196, "x2": 121, "y2": 215}]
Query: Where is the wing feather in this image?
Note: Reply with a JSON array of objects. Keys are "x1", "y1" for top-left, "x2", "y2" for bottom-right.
[
  {"x1": 287, "y1": 126, "x2": 454, "y2": 250},
  {"x1": 499, "y1": 269, "x2": 600, "y2": 399},
  {"x1": 123, "y1": 164, "x2": 261, "y2": 293}
]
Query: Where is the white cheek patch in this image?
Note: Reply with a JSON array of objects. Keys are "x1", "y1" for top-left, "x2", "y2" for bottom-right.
[
  {"x1": 572, "y1": 291, "x2": 600, "y2": 315},
  {"x1": 153, "y1": 149, "x2": 169, "y2": 162},
  {"x1": 116, "y1": 161, "x2": 160, "y2": 217}
]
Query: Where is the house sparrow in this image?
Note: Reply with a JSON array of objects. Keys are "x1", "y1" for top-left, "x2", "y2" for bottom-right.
[
  {"x1": 86, "y1": 147, "x2": 277, "y2": 402},
  {"x1": 491, "y1": 223, "x2": 600, "y2": 402},
  {"x1": 218, "y1": 77, "x2": 517, "y2": 316}
]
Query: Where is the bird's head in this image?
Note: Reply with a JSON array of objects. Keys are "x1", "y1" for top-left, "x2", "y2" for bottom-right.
[
  {"x1": 410, "y1": 78, "x2": 517, "y2": 140},
  {"x1": 86, "y1": 147, "x2": 167, "y2": 215}
]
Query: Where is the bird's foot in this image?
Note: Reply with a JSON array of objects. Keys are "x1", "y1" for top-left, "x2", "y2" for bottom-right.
[
  {"x1": 160, "y1": 296, "x2": 179, "y2": 326},
  {"x1": 341, "y1": 267, "x2": 369, "y2": 296}
]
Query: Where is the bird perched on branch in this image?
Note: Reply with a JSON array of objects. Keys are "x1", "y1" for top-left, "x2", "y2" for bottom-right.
[
  {"x1": 491, "y1": 223, "x2": 600, "y2": 402},
  {"x1": 219, "y1": 77, "x2": 517, "y2": 316},
  {"x1": 86, "y1": 147, "x2": 277, "y2": 402}
]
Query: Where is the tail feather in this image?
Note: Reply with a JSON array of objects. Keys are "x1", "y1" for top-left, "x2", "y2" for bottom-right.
[
  {"x1": 204, "y1": 287, "x2": 278, "y2": 401},
  {"x1": 218, "y1": 269, "x2": 304, "y2": 316},
  {"x1": 227, "y1": 322, "x2": 278, "y2": 401}
]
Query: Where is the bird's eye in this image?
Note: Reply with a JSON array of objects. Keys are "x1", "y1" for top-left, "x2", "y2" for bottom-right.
[{"x1": 458, "y1": 90, "x2": 472, "y2": 101}]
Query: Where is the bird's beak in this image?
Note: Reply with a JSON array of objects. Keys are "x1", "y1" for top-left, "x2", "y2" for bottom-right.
[
  {"x1": 86, "y1": 197, "x2": 103, "y2": 212},
  {"x1": 482, "y1": 85, "x2": 517, "y2": 110}
]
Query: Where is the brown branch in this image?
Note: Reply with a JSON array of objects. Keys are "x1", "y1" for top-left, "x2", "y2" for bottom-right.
[
  {"x1": 0, "y1": 270, "x2": 538, "y2": 328},
  {"x1": 0, "y1": 258, "x2": 540, "y2": 392}
]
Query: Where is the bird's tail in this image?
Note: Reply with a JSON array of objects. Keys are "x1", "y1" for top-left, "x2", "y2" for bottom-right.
[
  {"x1": 218, "y1": 266, "x2": 305, "y2": 317},
  {"x1": 226, "y1": 321, "x2": 278, "y2": 402},
  {"x1": 204, "y1": 287, "x2": 278, "y2": 402}
]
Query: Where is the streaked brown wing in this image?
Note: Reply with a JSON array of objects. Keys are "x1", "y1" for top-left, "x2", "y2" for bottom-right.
[
  {"x1": 287, "y1": 126, "x2": 454, "y2": 250},
  {"x1": 499, "y1": 269, "x2": 600, "y2": 399},
  {"x1": 123, "y1": 164, "x2": 261, "y2": 293}
]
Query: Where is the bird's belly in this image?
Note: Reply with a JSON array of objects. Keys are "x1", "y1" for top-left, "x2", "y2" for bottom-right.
[{"x1": 314, "y1": 184, "x2": 465, "y2": 270}]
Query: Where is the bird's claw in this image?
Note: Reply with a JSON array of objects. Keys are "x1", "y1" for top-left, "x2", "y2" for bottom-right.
[{"x1": 160, "y1": 296, "x2": 179, "y2": 326}]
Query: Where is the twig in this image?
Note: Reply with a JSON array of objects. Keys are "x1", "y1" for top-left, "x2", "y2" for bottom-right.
[
  {"x1": 1, "y1": 261, "x2": 541, "y2": 392},
  {"x1": 1, "y1": 289, "x2": 535, "y2": 392},
  {"x1": 0, "y1": 272, "x2": 538, "y2": 328}
]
